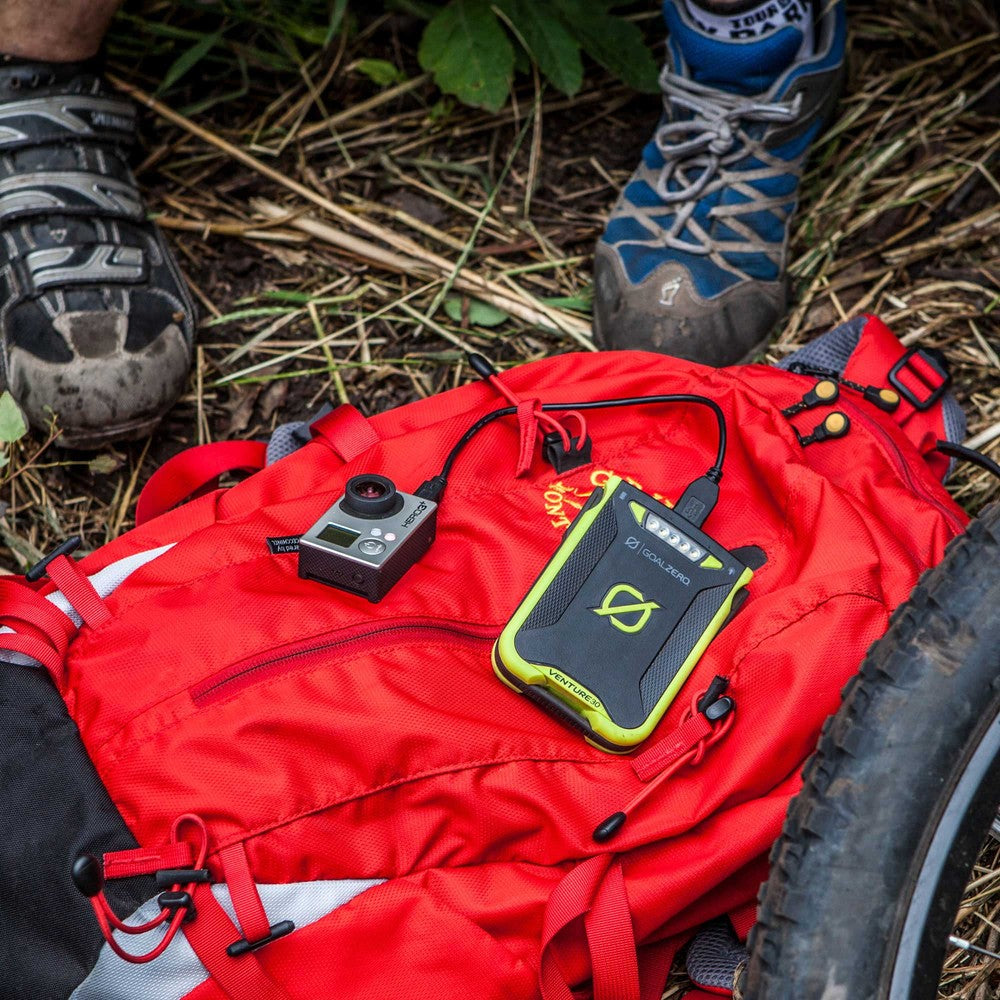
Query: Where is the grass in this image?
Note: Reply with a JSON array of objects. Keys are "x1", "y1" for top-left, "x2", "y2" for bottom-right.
[{"x1": 0, "y1": 0, "x2": 998, "y2": 994}]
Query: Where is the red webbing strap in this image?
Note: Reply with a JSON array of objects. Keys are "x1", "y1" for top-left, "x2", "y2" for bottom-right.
[
  {"x1": 218, "y1": 842, "x2": 272, "y2": 945},
  {"x1": 182, "y1": 884, "x2": 294, "y2": 1000},
  {"x1": 135, "y1": 441, "x2": 268, "y2": 526},
  {"x1": 45, "y1": 554, "x2": 111, "y2": 629},
  {"x1": 515, "y1": 398, "x2": 541, "y2": 477},
  {"x1": 0, "y1": 631, "x2": 66, "y2": 685},
  {"x1": 102, "y1": 842, "x2": 193, "y2": 881},
  {"x1": 585, "y1": 861, "x2": 640, "y2": 1000},
  {"x1": 0, "y1": 578, "x2": 77, "y2": 642},
  {"x1": 310, "y1": 404, "x2": 379, "y2": 462},
  {"x1": 541, "y1": 855, "x2": 613, "y2": 1000},
  {"x1": 0, "y1": 578, "x2": 75, "y2": 685},
  {"x1": 639, "y1": 939, "x2": 681, "y2": 1000},
  {"x1": 729, "y1": 901, "x2": 756, "y2": 941},
  {"x1": 632, "y1": 713, "x2": 713, "y2": 782}
]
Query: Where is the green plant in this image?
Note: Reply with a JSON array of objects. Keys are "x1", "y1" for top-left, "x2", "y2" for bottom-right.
[
  {"x1": 416, "y1": 0, "x2": 659, "y2": 111},
  {"x1": 112, "y1": 1, "x2": 659, "y2": 114}
]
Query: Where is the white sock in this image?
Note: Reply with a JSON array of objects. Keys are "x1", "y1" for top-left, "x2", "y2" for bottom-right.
[{"x1": 683, "y1": 0, "x2": 816, "y2": 57}]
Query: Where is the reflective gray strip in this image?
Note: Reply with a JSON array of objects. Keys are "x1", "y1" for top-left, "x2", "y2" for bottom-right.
[
  {"x1": 0, "y1": 171, "x2": 144, "y2": 222},
  {"x1": 0, "y1": 543, "x2": 175, "y2": 664},
  {"x1": 71, "y1": 878, "x2": 385, "y2": 1000},
  {"x1": 0, "y1": 94, "x2": 136, "y2": 148},
  {"x1": 23, "y1": 244, "x2": 146, "y2": 292}
]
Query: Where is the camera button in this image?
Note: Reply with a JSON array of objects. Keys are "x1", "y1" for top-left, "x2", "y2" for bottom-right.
[{"x1": 359, "y1": 539, "x2": 386, "y2": 555}]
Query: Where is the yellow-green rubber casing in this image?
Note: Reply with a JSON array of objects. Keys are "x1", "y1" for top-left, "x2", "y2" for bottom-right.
[{"x1": 493, "y1": 476, "x2": 752, "y2": 751}]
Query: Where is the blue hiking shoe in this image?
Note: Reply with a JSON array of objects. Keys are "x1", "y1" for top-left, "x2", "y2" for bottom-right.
[{"x1": 594, "y1": 0, "x2": 846, "y2": 365}]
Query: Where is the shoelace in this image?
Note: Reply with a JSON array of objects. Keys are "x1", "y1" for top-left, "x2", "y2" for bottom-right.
[{"x1": 649, "y1": 69, "x2": 803, "y2": 254}]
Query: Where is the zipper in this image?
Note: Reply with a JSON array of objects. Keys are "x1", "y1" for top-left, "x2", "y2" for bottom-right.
[
  {"x1": 191, "y1": 617, "x2": 498, "y2": 706},
  {"x1": 784, "y1": 372, "x2": 964, "y2": 534}
]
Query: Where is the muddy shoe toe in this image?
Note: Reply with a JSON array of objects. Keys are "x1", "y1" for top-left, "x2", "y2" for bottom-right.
[
  {"x1": 594, "y1": 0, "x2": 846, "y2": 366},
  {"x1": 0, "y1": 57, "x2": 195, "y2": 448}
]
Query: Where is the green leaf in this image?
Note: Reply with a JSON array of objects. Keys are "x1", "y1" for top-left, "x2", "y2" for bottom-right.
[
  {"x1": 325, "y1": 0, "x2": 351, "y2": 46},
  {"x1": 88, "y1": 454, "x2": 122, "y2": 475},
  {"x1": 443, "y1": 296, "x2": 510, "y2": 327},
  {"x1": 157, "y1": 29, "x2": 225, "y2": 94},
  {"x1": 0, "y1": 391, "x2": 27, "y2": 444},
  {"x1": 495, "y1": 0, "x2": 583, "y2": 97},
  {"x1": 418, "y1": 0, "x2": 515, "y2": 112},
  {"x1": 554, "y1": 0, "x2": 659, "y2": 93},
  {"x1": 354, "y1": 58, "x2": 406, "y2": 87}
]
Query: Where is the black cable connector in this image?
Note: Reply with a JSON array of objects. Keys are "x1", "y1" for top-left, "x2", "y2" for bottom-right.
[
  {"x1": 415, "y1": 475, "x2": 448, "y2": 503},
  {"x1": 674, "y1": 475, "x2": 720, "y2": 529}
]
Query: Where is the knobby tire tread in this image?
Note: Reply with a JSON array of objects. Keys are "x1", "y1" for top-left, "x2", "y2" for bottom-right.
[{"x1": 745, "y1": 503, "x2": 1000, "y2": 1000}]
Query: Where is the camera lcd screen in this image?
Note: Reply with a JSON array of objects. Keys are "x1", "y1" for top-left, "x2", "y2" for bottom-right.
[{"x1": 318, "y1": 523, "x2": 362, "y2": 548}]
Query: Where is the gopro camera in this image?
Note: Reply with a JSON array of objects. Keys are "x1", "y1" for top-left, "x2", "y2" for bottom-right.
[{"x1": 298, "y1": 474, "x2": 437, "y2": 602}]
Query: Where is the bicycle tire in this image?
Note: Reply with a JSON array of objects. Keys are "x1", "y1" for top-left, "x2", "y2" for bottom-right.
[{"x1": 745, "y1": 502, "x2": 1000, "y2": 1000}]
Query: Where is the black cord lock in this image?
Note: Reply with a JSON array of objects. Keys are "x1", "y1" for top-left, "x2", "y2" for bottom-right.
[{"x1": 26, "y1": 536, "x2": 81, "y2": 582}]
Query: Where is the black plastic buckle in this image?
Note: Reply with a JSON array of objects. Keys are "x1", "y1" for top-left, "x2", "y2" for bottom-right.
[
  {"x1": 226, "y1": 919, "x2": 295, "y2": 957},
  {"x1": 25, "y1": 535, "x2": 81, "y2": 582},
  {"x1": 888, "y1": 347, "x2": 951, "y2": 412}
]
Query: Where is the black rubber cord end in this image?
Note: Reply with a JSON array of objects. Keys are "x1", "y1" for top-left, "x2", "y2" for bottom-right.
[
  {"x1": 71, "y1": 854, "x2": 104, "y2": 897},
  {"x1": 468, "y1": 353, "x2": 499, "y2": 381},
  {"x1": 593, "y1": 811, "x2": 627, "y2": 843}
]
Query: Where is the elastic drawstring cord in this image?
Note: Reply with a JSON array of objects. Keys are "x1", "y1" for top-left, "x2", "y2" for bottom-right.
[
  {"x1": 79, "y1": 814, "x2": 209, "y2": 965},
  {"x1": 593, "y1": 681, "x2": 736, "y2": 844}
]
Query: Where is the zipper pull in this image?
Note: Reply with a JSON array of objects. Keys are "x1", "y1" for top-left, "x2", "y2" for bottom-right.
[
  {"x1": 797, "y1": 411, "x2": 851, "y2": 446},
  {"x1": 781, "y1": 379, "x2": 839, "y2": 417},
  {"x1": 863, "y1": 385, "x2": 900, "y2": 413},
  {"x1": 592, "y1": 679, "x2": 735, "y2": 844}
]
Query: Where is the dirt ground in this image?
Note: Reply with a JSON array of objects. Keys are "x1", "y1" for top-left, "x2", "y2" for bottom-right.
[{"x1": 1, "y1": 1, "x2": 998, "y2": 993}]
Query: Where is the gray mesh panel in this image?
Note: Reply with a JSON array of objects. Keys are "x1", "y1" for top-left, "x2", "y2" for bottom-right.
[
  {"x1": 687, "y1": 918, "x2": 747, "y2": 991},
  {"x1": 777, "y1": 315, "x2": 866, "y2": 373}
]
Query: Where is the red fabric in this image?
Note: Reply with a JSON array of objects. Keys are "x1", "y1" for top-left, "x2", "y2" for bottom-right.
[
  {"x1": 587, "y1": 862, "x2": 640, "y2": 1000},
  {"x1": 845, "y1": 315, "x2": 951, "y2": 480},
  {"x1": 103, "y1": 841, "x2": 193, "y2": 880},
  {"x1": 219, "y1": 842, "x2": 272, "y2": 945},
  {"x1": 182, "y1": 884, "x2": 294, "y2": 1000},
  {"x1": 45, "y1": 554, "x2": 111, "y2": 628},
  {"x1": 729, "y1": 902, "x2": 756, "y2": 941},
  {"x1": 0, "y1": 577, "x2": 76, "y2": 684},
  {"x1": 310, "y1": 405, "x2": 379, "y2": 462},
  {"x1": 632, "y1": 714, "x2": 714, "y2": 782},
  {"x1": 516, "y1": 398, "x2": 542, "y2": 477},
  {"x1": 540, "y1": 855, "x2": 614, "y2": 1000},
  {"x1": 43, "y1": 318, "x2": 967, "y2": 999},
  {"x1": 135, "y1": 441, "x2": 267, "y2": 526}
]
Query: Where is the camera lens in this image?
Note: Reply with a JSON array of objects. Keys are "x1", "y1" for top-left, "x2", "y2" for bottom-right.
[
  {"x1": 342, "y1": 474, "x2": 400, "y2": 518},
  {"x1": 354, "y1": 480, "x2": 387, "y2": 499}
]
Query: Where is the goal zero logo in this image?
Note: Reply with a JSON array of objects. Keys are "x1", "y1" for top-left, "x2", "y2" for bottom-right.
[{"x1": 591, "y1": 583, "x2": 661, "y2": 634}]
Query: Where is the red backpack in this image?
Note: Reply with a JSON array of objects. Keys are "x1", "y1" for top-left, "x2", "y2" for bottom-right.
[{"x1": 0, "y1": 315, "x2": 965, "y2": 1000}]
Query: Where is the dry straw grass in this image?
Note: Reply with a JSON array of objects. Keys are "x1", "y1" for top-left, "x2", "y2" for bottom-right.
[{"x1": 0, "y1": 0, "x2": 996, "y2": 994}]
